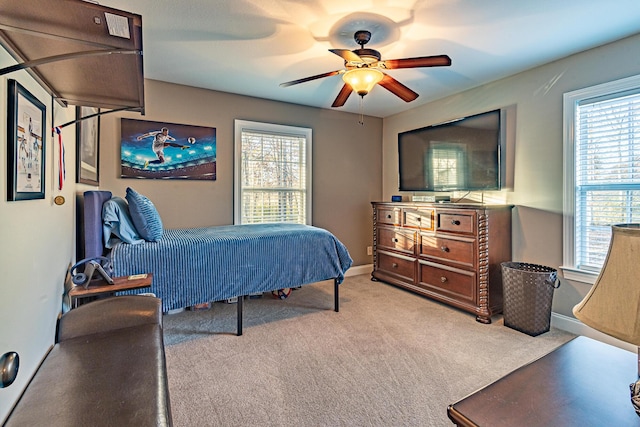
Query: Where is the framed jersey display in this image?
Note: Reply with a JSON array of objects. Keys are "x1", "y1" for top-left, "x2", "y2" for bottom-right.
[
  {"x1": 7, "y1": 79, "x2": 46, "y2": 201},
  {"x1": 76, "y1": 106, "x2": 100, "y2": 186}
]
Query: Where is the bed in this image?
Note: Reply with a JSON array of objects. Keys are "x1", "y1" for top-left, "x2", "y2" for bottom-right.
[{"x1": 80, "y1": 190, "x2": 353, "y2": 335}]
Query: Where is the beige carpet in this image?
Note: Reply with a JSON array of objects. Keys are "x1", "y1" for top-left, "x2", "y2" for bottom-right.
[{"x1": 163, "y1": 274, "x2": 575, "y2": 427}]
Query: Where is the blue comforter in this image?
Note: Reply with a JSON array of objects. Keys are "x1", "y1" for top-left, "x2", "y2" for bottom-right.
[{"x1": 110, "y1": 223, "x2": 353, "y2": 312}]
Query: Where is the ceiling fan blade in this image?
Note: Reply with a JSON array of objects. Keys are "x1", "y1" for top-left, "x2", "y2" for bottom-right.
[
  {"x1": 280, "y1": 70, "x2": 342, "y2": 87},
  {"x1": 377, "y1": 74, "x2": 419, "y2": 102},
  {"x1": 381, "y1": 55, "x2": 451, "y2": 70},
  {"x1": 329, "y1": 49, "x2": 363, "y2": 63},
  {"x1": 331, "y1": 84, "x2": 353, "y2": 107}
]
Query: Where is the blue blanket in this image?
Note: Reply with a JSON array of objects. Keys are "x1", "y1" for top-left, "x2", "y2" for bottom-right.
[{"x1": 110, "y1": 223, "x2": 353, "y2": 312}]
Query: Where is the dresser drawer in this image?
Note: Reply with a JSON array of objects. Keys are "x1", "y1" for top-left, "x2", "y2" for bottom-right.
[
  {"x1": 377, "y1": 226, "x2": 416, "y2": 255},
  {"x1": 418, "y1": 260, "x2": 476, "y2": 302},
  {"x1": 419, "y1": 234, "x2": 475, "y2": 268},
  {"x1": 377, "y1": 207, "x2": 402, "y2": 226},
  {"x1": 377, "y1": 250, "x2": 415, "y2": 283},
  {"x1": 404, "y1": 208, "x2": 435, "y2": 230},
  {"x1": 437, "y1": 211, "x2": 476, "y2": 234}
]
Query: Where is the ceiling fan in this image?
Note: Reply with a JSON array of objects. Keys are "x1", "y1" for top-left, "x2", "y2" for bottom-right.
[{"x1": 280, "y1": 30, "x2": 451, "y2": 108}]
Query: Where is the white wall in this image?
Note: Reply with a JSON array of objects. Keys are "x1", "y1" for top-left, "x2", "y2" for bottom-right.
[
  {"x1": 382, "y1": 33, "x2": 640, "y2": 318},
  {"x1": 0, "y1": 50, "x2": 76, "y2": 421}
]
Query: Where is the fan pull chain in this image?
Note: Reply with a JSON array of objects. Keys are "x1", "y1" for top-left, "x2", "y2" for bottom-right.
[{"x1": 358, "y1": 96, "x2": 365, "y2": 125}]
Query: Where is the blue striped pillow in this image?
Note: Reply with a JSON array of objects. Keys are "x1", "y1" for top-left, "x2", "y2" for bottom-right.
[{"x1": 125, "y1": 187, "x2": 163, "y2": 242}]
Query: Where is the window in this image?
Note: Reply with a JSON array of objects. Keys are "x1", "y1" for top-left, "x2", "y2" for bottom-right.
[
  {"x1": 431, "y1": 143, "x2": 465, "y2": 189},
  {"x1": 234, "y1": 120, "x2": 312, "y2": 225},
  {"x1": 563, "y1": 75, "x2": 640, "y2": 283}
]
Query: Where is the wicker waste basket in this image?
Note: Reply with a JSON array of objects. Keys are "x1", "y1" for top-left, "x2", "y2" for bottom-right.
[{"x1": 501, "y1": 262, "x2": 559, "y2": 336}]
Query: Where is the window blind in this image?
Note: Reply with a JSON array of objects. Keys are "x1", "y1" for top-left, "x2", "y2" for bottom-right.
[
  {"x1": 575, "y1": 91, "x2": 640, "y2": 270},
  {"x1": 431, "y1": 144, "x2": 465, "y2": 189}
]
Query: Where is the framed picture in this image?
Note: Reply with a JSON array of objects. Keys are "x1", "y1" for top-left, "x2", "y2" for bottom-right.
[
  {"x1": 76, "y1": 106, "x2": 100, "y2": 185},
  {"x1": 120, "y1": 118, "x2": 216, "y2": 180},
  {"x1": 7, "y1": 79, "x2": 46, "y2": 201}
]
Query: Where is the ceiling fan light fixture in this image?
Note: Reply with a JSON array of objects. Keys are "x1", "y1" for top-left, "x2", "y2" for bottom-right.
[
  {"x1": 342, "y1": 68, "x2": 383, "y2": 97},
  {"x1": 279, "y1": 29, "x2": 451, "y2": 108}
]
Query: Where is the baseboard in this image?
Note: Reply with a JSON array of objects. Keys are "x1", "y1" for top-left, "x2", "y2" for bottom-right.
[
  {"x1": 346, "y1": 264, "x2": 372, "y2": 277},
  {"x1": 551, "y1": 312, "x2": 636, "y2": 352}
]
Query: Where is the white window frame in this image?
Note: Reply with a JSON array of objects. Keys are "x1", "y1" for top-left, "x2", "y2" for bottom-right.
[
  {"x1": 562, "y1": 74, "x2": 640, "y2": 284},
  {"x1": 233, "y1": 120, "x2": 312, "y2": 225}
]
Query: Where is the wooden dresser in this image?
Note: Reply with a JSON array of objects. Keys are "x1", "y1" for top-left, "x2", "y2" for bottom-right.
[{"x1": 371, "y1": 202, "x2": 512, "y2": 323}]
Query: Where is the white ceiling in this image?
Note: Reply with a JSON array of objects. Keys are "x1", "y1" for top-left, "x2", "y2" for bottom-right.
[{"x1": 101, "y1": 0, "x2": 640, "y2": 118}]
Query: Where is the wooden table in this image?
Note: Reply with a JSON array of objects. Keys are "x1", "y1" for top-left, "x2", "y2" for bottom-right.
[
  {"x1": 447, "y1": 336, "x2": 639, "y2": 426},
  {"x1": 68, "y1": 273, "x2": 153, "y2": 308}
]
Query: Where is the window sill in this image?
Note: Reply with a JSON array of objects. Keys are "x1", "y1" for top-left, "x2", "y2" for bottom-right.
[{"x1": 559, "y1": 266, "x2": 599, "y2": 285}]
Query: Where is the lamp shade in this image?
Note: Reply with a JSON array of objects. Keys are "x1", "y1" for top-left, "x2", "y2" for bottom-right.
[
  {"x1": 573, "y1": 224, "x2": 640, "y2": 346},
  {"x1": 342, "y1": 68, "x2": 383, "y2": 97}
]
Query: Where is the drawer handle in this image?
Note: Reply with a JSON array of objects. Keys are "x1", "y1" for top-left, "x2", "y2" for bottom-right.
[
  {"x1": 451, "y1": 219, "x2": 460, "y2": 225},
  {"x1": 440, "y1": 246, "x2": 449, "y2": 252},
  {"x1": 440, "y1": 276, "x2": 448, "y2": 283},
  {"x1": 392, "y1": 263, "x2": 398, "y2": 268},
  {"x1": 393, "y1": 238, "x2": 399, "y2": 243},
  {"x1": 387, "y1": 214, "x2": 392, "y2": 219}
]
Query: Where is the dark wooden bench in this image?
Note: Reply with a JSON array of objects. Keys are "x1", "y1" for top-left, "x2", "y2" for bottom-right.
[{"x1": 5, "y1": 296, "x2": 172, "y2": 426}]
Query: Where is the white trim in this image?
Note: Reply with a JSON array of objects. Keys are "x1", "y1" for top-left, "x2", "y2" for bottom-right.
[
  {"x1": 233, "y1": 119, "x2": 312, "y2": 225},
  {"x1": 558, "y1": 266, "x2": 598, "y2": 285},
  {"x1": 562, "y1": 91, "x2": 577, "y2": 270},
  {"x1": 551, "y1": 312, "x2": 637, "y2": 353},
  {"x1": 562, "y1": 73, "x2": 640, "y2": 278},
  {"x1": 345, "y1": 264, "x2": 373, "y2": 277}
]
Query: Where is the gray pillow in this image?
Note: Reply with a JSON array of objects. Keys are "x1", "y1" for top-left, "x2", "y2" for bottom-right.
[{"x1": 102, "y1": 196, "x2": 145, "y2": 247}]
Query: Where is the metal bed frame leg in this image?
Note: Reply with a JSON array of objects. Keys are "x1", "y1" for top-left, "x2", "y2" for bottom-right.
[
  {"x1": 236, "y1": 279, "x2": 339, "y2": 336},
  {"x1": 237, "y1": 295, "x2": 243, "y2": 336}
]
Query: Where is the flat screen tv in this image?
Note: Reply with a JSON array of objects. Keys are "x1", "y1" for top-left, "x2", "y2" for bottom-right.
[{"x1": 398, "y1": 109, "x2": 503, "y2": 192}]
